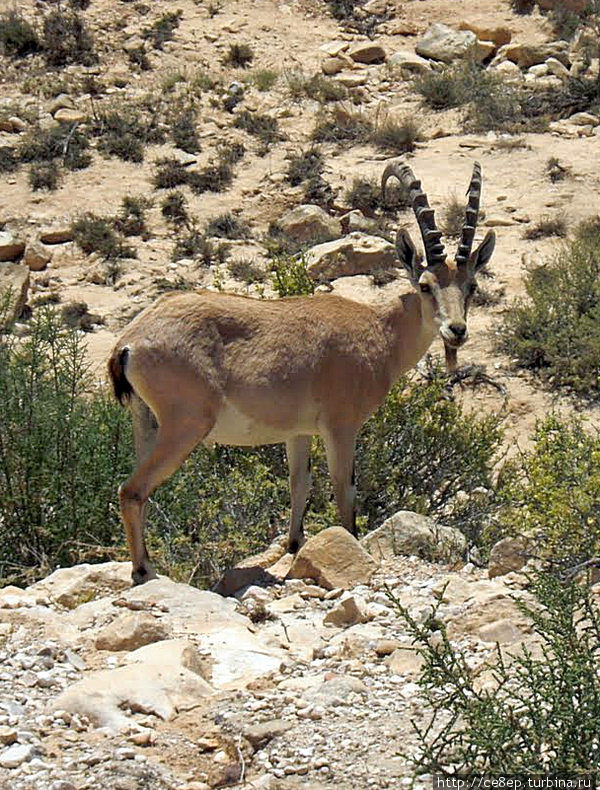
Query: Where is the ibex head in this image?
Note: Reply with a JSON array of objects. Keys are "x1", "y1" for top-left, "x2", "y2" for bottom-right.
[{"x1": 382, "y1": 160, "x2": 496, "y2": 368}]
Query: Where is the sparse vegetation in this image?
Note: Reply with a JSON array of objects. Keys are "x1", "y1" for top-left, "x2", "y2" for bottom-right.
[
  {"x1": 496, "y1": 218, "x2": 600, "y2": 395},
  {"x1": 42, "y1": 8, "x2": 96, "y2": 67},
  {"x1": 371, "y1": 117, "x2": 422, "y2": 155},
  {"x1": 171, "y1": 107, "x2": 200, "y2": 154},
  {"x1": 142, "y1": 10, "x2": 182, "y2": 50},
  {"x1": 286, "y1": 71, "x2": 348, "y2": 104},
  {"x1": 113, "y1": 195, "x2": 152, "y2": 239},
  {"x1": 205, "y1": 212, "x2": 250, "y2": 239},
  {"x1": 311, "y1": 105, "x2": 373, "y2": 144},
  {"x1": 441, "y1": 195, "x2": 466, "y2": 237},
  {"x1": 246, "y1": 68, "x2": 278, "y2": 92},
  {"x1": 392, "y1": 569, "x2": 600, "y2": 775},
  {"x1": 161, "y1": 190, "x2": 189, "y2": 227},
  {"x1": 91, "y1": 104, "x2": 166, "y2": 163},
  {"x1": 286, "y1": 148, "x2": 324, "y2": 186},
  {"x1": 227, "y1": 258, "x2": 267, "y2": 285},
  {"x1": 345, "y1": 176, "x2": 410, "y2": 215},
  {"x1": 224, "y1": 42, "x2": 254, "y2": 68},
  {"x1": 187, "y1": 159, "x2": 234, "y2": 194},
  {"x1": 303, "y1": 176, "x2": 335, "y2": 209},
  {"x1": 0, "y1": 9, "x2": 40, "y2": 57},
  {"x1": 28, "y1": 163, "x2": 61, "y2": 191},
  {"x1": 270, "y1": 254, "x2": 315, "y2": 297},
  {"x1": 61, "y1": 301, "x2": 102, "y2": 332},
  {"x1": 233, "y1": 110, "x2": 282, "y2": 149},
  {"x1": 546, "y1": 156, "x2": 570, "y2": 182},
  {"x1": 72, "y1": 213, "x2": 136, "y2": 260},
  {"x1": 523, "y1": 216, "x2": 568, "y2": 240},
  {"x1": 20, "y1": 125, "x2": 91, "y2": 171},
  {"x1": 0, "y1": 146, "x2": 19, "y2": 174},
  {"x1": 509, "y1": 0, "x2": 535, "y2": 13}
]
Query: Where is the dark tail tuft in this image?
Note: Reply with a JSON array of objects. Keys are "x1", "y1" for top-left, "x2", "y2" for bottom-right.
[{"x1": 108, "y1": 346, "x2": 133, "y2": 406}]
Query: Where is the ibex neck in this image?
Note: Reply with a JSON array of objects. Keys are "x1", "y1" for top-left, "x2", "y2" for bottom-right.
[{"x1": 378, "y1": 292, "x2": 438, "y2": 381}]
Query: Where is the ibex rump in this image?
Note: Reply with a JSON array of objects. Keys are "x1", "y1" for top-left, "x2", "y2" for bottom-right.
[{"x1": 109, "y1": 160, "x2": 495, "y2": 585}]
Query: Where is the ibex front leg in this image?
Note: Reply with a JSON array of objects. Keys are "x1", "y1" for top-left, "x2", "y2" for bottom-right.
[
  {"x1": 324, "y1": 427, "x2": 358, "y2": 536},
  {"x1": 286, "y1": 435, "x2": 312, "y2": 553}
]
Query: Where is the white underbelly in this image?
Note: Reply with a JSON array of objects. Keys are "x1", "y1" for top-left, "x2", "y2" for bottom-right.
[{"x1": 204, "y1": 400, "x2": 316, "y2": 447}]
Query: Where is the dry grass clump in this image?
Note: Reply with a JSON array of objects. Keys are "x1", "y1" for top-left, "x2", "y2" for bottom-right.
[{"x1": 523, "y1": 216, "x2": 568, "y2": 240}]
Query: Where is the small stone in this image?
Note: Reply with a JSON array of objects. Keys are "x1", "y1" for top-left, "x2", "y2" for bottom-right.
[
  {"x1": 0, "y1": 264, "x2": 29, "y2": 326},
  {"x1": 279, "y1": 205, "x2": 341, "y2": 244},
  {"x1": 416, "y1": 23, "x2": 477, "y2": 63},
  {"x1": 39, "y1": 226, "x2": 74, "y2": 245},
  {"x1": 128, "y1": 729, "x2": 155, "y2": 746},
  {"x1": 243, "y1": 719, "x2": 292, "y2": 748},
  {"x1": 323, "y1": 594, "x2": 369, "y2": 627},
  {"x1": 47, "y1": 94, "x2": 74, "y2": 114},
  {"x1": 374, "y1": 639, "x2": 400, "y2": 657},
  {"x1": 488, "y1": 537, "x2": 527, "y2": 579},
  {"x1": 321, "y1": 57, "x2": 346, "y2": 76},
  {"x1": 54, "y1": 108, "x2": 87, "y2": 124},
  {"x1": 0, "y1": 726, "x2": 17, "y2": 745},
  {"x1": 569, "y1": 111, "x2": 599, "y2": 127},
  {"x1": 95, "y1": 612, "x2": 171, "y2": 651},
  {"x1": 0, "y1": 743, "x2": 36, "y2": 769},
  {"x1": 24, "y1": 241, "x2": 53, "y2": 272},
  {"x1": 8, "y1": 116, "x2": 26, "y2": 133},
  {"x1": 0, "y1": 231, "x2": 25, "y2": 262},
  {"x1": 288, "y1": 527, "x2": 377, "y2": 590}
]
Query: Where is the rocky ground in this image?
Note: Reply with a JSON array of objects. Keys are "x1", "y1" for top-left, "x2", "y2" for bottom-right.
[{"x1": 0, "y1": 513, "x2": 536, "y2": 790}]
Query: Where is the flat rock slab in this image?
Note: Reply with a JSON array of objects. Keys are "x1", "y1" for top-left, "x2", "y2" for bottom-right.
[{"x1": 360, "y1": 510, "x2": 466, "y2": 563}]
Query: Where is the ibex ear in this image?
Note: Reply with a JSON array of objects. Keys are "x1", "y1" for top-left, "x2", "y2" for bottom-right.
[
  {"x1": 470, "y1": 230, "x2": 496, "y2": 274},
  {"x1": 396, "y1": 229, "x2": 421, "y2": 286}
]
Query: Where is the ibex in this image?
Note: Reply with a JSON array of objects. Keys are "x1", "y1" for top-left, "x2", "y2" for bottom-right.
[{"x1": 108, "y1": 159, "x2": 495, "y2": 585}]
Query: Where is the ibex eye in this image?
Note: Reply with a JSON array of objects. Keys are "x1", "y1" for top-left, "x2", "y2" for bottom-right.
[{"x1": 420, "y1": 283, "x2": 431, "y2": 294}]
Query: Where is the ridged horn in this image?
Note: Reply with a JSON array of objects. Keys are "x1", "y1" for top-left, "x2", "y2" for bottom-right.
[
  {"x1": 381, "y1": 159, "x2": 446, "y2": 268},
  {"x1": 455, "y1": 162, "x2": 482, "y2": 268}
]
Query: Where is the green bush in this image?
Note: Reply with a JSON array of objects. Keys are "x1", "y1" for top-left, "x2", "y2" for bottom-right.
[
  {"x1": 0, "y1": 9, "x2": 40, "y2": 57},
  {"x1": 496, "y1": 220, "x2": 600, "y2": 394},
  {"x1": 391, "y1": 570, "x2": 600, "y2": 775},
  {"x1": 0, "y1": 309, "x2": 132, "y2": 584},
  {"x1": 269, "y1": 254, "x2": 315, "y2": 297},
  {"x1": 42, "y1": 9, "x2": 96, "y2": 67},
  {"x1": 493, "y1": 415, "x2": 600, "y2": 567}
]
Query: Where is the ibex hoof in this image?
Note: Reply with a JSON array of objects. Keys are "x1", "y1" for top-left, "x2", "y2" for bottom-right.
[{"x1": 131, "y1": 565, "x2": 157, "y2": 586}]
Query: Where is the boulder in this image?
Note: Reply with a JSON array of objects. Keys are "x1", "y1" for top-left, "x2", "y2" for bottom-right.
[
  {"x1": 494, "y1": 60, "x2": 524, "y2": 82},
  {"x1": 322, "y1": 57, "x2": 346, "y2": 75},
  {"x1": 386, "y1": 646, "x2": 424, "y2": 676},
  {"x1": 288, "y1": 527, "x2": 377, "y2": 590},
  {"x1": 0, "y1": 263, "x2": 29, "y2": 326},
  {"x1": 546, "y1": 56, "x2": 570, "y2": 81},
  {"x1": 279, "y1": 205, "x2": 341, "y2": 244},
  {"x1": 488, "y1": 537, "x2": 527, "y2": 579},
  {"x1": 361, "y1": 511, "x2": 466, "y2": 563},
  {"x1": 24, "y1": 241, "x2": 52, "y2": 272},
  {"x1": 388, "y1": 50, "x2": 432, "y2": 75},
  {"x1": 39, "y1": 226, "x2": 74, "y2": 244},
  {"x1": 501, "y1": 42, "x2": 570, "y2": 69},
  {"x1": 569, "y1": 111, "x2": 600, "y2": 126},
  {"x1": 243, "y1": 719, "x2": 293, "y2": 749},
  {"x1": 416, "y1": 24, "x2": 477, "y2": 63},
  {"x1": 29, "y1": 561, "x2": 132, "y2": 608},
  {"x1": 459, "y1": 21, "x2": 512, "y2": 47},
  {"x1": 94, "y1": 612, "x2": 171, "y2": 651},
  {"x1": 305, "y1": 233, "x2": 396, "y2": 280},
  {"x1": 47, "y1": 94, "x2": 74, "y2": 115},
  {"x1": 0, "y1": 231, "x2": 25, "y2": 262},
  {"x1": 447, "y1": 595, "x2": 532, "y2": 645},
  {"x1": 348, "y1": 41, "x2": 386, "y2": 64},
  {"x1": 323, "y1": 594, "x2": 369, "y2": 627}
]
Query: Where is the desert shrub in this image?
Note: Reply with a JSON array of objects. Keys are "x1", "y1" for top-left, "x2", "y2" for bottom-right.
[
  {"x1": 42, "y1": 9, "x2": 96, "y2": 66},
  {"x1": 286, "y1": 147, "x2": 324, "y2": 186},
  {"x1": 227, "y1": 258, "x2": 266, "y2": 285},
  {"x1": 269, "y1": 254, "x2": 315, "y2": 297},
  {"x1": 286, "y1": 71, "x2": 348, "y2": 104},
  {"x1": 61, "y1": 301, "x2": 102, "y2": 332},
  {"x1": 523, "y1": 215, "x2": 568, "y2": 240},
  {"x1": 90, "y1": 105, "x2": 166, "y2": 163},
  {"x1": 327, "y1": 0, "x2": 388, "y2": 36},
  {"x1": 127, "y1": 44, "x2": 151, "y2": 70},
  {"x1": 172, "y1": 227, "x2": 229, "y2": 265},
  {"x1": 205, "y1": 212, "x2": 250, "y2": 239},
  {"x1": 142, "y1": 10, "x2": 181, "y2": 49},
  {"x1": 114, "y1": 195, "x2": 152, "y2": 238},
  {"x1": 303, "y1": 176, "x2": 334, "y2": 209},
  {"x1": 190, "y1": 69, "x2": 219, "y2": 94},
  {"x1": 357, "y1": 366, "x2": 501, "y2": 542},
  {"x1": 72, "y1": 213, "x2": 136, "y2": 259},
  {"x1": 217, "y1": 140, "x2": 245, "y2": 165},
  {"x1": 161, "y1": 190, "x2": 189, "y2": 226},
  {"x1": 29, "y1": 163, "x2": 61, "y2": 191},
  {"x1": 509, "y1": 0, "x2": 535, "y2": 13},
  {"x1": 224, "y1": 42, "x2": 254, "y2": 68},
  {"x1": 0, "y1": 146, "x2": 20, "y2": 174},
  {"x1": 441, "y1": 194, "x2": 466, "y2": 237},
  {"x1": 171, "y1": 108, "x2": 199, "y2": 153},
  {"x1": 153, "y1": 158, "x2": 188, "y2": 189},
  {"x1": 546, "y1": 156, "x2": 570, "y2": 182},
  {"x1": 233, "y1": 110, "x2": 282, "y2": 148},
  {"x1": 0, "y1": 309, "x2": 133, "y2": 584},
  {"x1": 371, "y1": 117, "x2": 422, "y2": 154},
  {"x1": 415, "y1": 61, "x2": 482, "y2": 110},
  {"x1": 0, "y1": 9, "x2": 40, "y2": 57},
  {"x1": 246, "y1": 68, "x2": 277, "y2": 92},
  {"x1": 391, "y1": 569, "x2": 600, "y2": 775},
  {"x1": 493, "y1": 415, "x2": 600, "y2": 566},
  {"x1": 311, "y1": 105, "x2": 373, "y2": 144},
  {"x1": 20, "y1": 125, "x2": 91, "y2": 171},
  {"x1": 187, "y1": 159, "x2": 234, "y2": 193},
  {"x1": 496, "y1": 220, "x2": 600, "y2": 395},
  {"x1": 346, "y1": 176, "x2": 410, "y2": 214}
]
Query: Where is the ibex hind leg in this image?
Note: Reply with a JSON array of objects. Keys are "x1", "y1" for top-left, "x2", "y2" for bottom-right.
[
  {"x1": 121, "y1": 409, "x2": 211, "y2": 585},
  {"x1": 323, "y1": 428, "x2": 358, "y2": 537}
]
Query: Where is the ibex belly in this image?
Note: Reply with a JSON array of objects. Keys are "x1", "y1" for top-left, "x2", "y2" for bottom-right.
[{"x1": 204, "y1": 398, "x2": 317, "y2": 447}]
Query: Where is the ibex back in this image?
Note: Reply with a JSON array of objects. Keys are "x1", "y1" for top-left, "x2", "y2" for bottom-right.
[{"x1": 108, "y1": 159, "x2": 495, "y2": 585}]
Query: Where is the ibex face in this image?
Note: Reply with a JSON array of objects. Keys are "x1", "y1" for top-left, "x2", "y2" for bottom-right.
[{"x1": 382, "y1": 159, "x2": 496, "y2": 355}]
